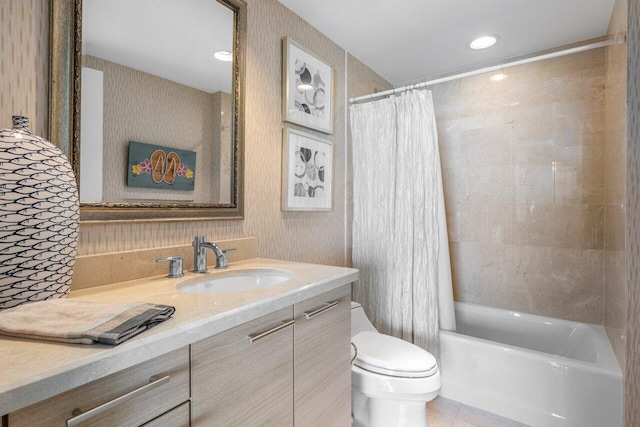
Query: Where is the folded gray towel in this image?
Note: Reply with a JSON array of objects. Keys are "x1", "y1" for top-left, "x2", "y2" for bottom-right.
[{"x1": 0, "y1": 299, "x2": 175, "y2": 345}]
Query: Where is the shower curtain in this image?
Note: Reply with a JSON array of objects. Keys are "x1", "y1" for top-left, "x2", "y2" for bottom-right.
[{"x1": 350, "y1": 89, "x2": 455, "y2": 358}]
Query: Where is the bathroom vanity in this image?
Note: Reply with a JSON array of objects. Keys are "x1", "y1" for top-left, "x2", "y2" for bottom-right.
[{"x1": 0, "y1": 258, "x2": 357, "y2": 426}]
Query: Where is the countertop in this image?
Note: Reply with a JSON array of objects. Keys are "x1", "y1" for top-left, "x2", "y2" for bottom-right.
[{"x1": 0, "y1": 258, "x2": 359, "y2": 415}]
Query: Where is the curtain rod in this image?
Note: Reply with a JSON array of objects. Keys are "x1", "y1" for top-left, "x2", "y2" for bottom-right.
[{"x1": 349, "y1": 36, "x2": 626, "y2": 104}]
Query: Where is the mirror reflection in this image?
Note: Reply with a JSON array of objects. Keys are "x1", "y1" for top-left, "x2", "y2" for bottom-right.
[{"x1": 80, "y1": 0, "x2": 235, "y2": 204}]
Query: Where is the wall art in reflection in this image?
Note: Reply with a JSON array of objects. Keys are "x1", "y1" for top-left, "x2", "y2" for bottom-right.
[{"x1": 127, "y1": 141, "x2": 196, "y2": 191}]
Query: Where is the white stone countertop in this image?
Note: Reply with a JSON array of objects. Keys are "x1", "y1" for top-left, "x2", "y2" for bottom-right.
[{"x1": 0, "y1": 258, "x2": 359, "y2": 415}]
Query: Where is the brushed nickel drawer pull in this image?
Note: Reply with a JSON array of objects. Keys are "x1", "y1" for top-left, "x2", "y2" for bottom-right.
[
  {"x1": 248, "y1": 319, "x2": 295, "y2": 343},
  {"x1": 303, "y1": 301, "x2": 338, "y2": 319},
  {"x1": 66, "y1": 375, "x2": 170, "y2": 427}
]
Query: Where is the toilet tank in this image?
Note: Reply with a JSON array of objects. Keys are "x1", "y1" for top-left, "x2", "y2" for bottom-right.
[{"x1": 351, "y1": 302, "x2": 377, "y2": 337}]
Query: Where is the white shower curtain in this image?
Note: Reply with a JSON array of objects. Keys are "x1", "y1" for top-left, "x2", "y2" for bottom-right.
[{"x1": 350, "y1": 89, "x2": 455, "y2": 359}]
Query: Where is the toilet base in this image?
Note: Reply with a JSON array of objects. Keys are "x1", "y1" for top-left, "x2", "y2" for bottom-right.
[{"x1": 352, "y1": 390, "x2": 435, "y2": 427}]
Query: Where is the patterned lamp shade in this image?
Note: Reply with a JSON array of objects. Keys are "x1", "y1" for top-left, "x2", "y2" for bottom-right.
[{"x1": 0, "y1": 116, "x2": 79, "y2": 309}]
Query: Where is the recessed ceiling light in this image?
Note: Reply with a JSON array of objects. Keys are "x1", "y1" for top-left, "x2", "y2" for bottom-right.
[
  {"x1": 490, "y1": 73, "x2": 507, "y2": 82},
  {"x1": 214, "y1": 50, "x2": 233, "y2": 62},
  {"x1": 469, "y1": 35, "x2": 499, "y2": 50}
]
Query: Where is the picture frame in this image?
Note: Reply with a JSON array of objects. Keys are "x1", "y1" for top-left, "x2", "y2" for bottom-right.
[
  {"x1": 282, "y1": 37, "x2": 334, "y2": 134},
  {"x1": 282, "y1": 128, "x2": 333, "y2": 211},
  {"x1": 127, "y1": 141, "x2": 196, "y2": 191}
]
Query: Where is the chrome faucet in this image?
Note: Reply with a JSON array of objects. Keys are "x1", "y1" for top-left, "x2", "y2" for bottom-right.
[{"x1": 192, "y1": 236, "x2": 235, "y2": 272}]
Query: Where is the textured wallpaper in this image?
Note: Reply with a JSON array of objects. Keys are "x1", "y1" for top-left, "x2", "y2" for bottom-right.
[{"x1": 0, "y1": 0, "x2": 48, "y2": 136}]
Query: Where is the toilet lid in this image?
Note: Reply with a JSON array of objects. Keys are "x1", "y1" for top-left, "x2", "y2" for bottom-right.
[{"x1": 351, "y1": 331, "x2": 438, "y2": 378}]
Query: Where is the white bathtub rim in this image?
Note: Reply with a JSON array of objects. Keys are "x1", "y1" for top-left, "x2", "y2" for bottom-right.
[
  {"x1": 455, "y1": 301, "x2": 605, "y2": 329},
  {"x1": 441, "y1": 332, "x2": 621, "y2": 379},
  {"x1": 447, "y1": 302, "x2": 622, "y2": 374}
]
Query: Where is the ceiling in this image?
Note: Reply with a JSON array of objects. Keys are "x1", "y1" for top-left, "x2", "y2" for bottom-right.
[
  {"x1": 278, "y1": 0, "x2": 617, "y2": 86},
  {"x1": 83, "y1": 0, "x2": 234, "y2": 93}
]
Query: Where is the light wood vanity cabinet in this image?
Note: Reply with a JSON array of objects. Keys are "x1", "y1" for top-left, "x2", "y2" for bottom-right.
[
  {"x1": 191, "y1": 284, "x2": 352, "y2": 427},
  {"x1": 8, "y1": 347, "x2": 190, "y2": 427},
  {"x1": 141, "y1": 401, "x2": 190, "y2": 427},
  {"x1": 6, "y1": 285, "x2": 352, "y2": 427}
]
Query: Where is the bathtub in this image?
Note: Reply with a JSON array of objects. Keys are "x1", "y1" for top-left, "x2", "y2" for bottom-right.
[{"x1": 440, "y1": 302, "x2": 623, "y2": 427}]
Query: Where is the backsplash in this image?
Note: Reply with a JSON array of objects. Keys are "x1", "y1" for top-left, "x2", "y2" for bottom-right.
[{"x1": 72, "y1": 237, "x2": 257, "y2": 291}]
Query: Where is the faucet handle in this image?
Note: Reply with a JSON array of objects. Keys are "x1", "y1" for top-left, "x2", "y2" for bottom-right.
[
  {"x1": 215, "y1": 248, "x2": 237, "y2": 269},
  {"x1": 156, "y1": 256, "x2": 184, "y2": 278}
]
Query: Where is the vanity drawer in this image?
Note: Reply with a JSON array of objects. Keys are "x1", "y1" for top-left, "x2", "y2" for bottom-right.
[{"x1": 8, "y1": 346, "x2": 190, "y2": 427}]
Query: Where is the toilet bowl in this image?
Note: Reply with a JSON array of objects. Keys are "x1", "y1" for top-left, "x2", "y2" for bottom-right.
[{"x1": 351, "y1": 302, "x2": 441, "y2": 427}]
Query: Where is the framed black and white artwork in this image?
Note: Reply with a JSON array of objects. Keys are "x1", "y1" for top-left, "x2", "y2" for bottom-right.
[
  {"x1": 282, "y1": 128, "x2": 333, "y2": 211},
  {"x1": 282, "y1": 37, "x2": 334, "y2": 134}
]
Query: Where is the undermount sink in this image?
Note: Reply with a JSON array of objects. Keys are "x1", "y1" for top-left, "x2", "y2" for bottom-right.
[{"x1": 177, "y1": 269, "x2": 292, "y2": 294}]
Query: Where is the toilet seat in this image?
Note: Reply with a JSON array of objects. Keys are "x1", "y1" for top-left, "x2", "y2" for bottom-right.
[{"x1": 352, "y1": 331, "x2": 438, "y2": 378}]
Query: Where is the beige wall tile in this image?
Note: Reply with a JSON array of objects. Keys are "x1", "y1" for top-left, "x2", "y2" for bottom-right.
[
  {"x1": 514, "y1": 163, "x2": 553, "y2": 204},
  {"x1": 433, "y1": 47, "x2": 607, "y2": 324}
]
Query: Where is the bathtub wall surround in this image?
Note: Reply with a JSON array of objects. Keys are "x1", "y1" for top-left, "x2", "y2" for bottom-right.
[
  {"x1": 72, "y1": 237, "x2": 257, "y2": 291},
  {"x1": 5, "y1": 0, "x2": 391, "y2": 266},
  {"x1": 433, "y1": 47, "x2": 607, "y2": 324},
  {"x1": 604, "y1": 0, "x2": 628, "y2": 374}
]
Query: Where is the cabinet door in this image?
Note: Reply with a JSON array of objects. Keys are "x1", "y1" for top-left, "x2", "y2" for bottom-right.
[
  {"x1": 8, "y1": 347, "x2": 190, "y2": 427},
  {"x1": 191, "y1": 306, "x2": 294, "y2": 426},
  {"x1": 142, "y1": 402, "x2": 189, "y2": 427},
  {"x1": 294, "y1": 285, "x2": 352, "y2": 427}
]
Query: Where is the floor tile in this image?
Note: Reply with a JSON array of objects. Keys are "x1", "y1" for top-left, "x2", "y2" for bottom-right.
[
  {"x1": 428, "y1": 396, "x2": 462, "y2": 418},
  {"x1": 454, "y1": 404, "x2": 524, "y2": 427}
]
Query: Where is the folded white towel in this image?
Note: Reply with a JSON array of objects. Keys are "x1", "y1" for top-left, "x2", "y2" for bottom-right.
[{"x1": 0, "y1": 299, "x2": 175, "y2": 345}]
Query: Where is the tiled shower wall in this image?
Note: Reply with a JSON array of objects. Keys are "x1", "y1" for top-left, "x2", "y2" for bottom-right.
[
  {"x1": 604, "y1": 0, "x2": 627, "y2": 373},
  {"x1": 432, "y1": 48, "x2": 607, "y2": 324}
]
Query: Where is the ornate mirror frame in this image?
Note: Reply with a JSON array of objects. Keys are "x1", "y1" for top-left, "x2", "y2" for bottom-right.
[{"x1": 49, "y1": 0, "x2": 246, "y2": 222}]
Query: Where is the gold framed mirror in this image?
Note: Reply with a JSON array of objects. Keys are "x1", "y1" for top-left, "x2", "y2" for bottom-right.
[{"x1": 50, "y1": 0, "x2": 246, "y2": 222}]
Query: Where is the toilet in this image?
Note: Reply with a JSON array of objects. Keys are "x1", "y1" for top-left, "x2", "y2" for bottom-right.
[{"x1": 351, "y1": 302, "x2": 441, "y2": 427}]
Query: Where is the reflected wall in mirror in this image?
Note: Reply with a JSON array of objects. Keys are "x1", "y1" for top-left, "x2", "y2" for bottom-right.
[{"x1": 50, "y1": 0, "x2": 246, "y2": 221}]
